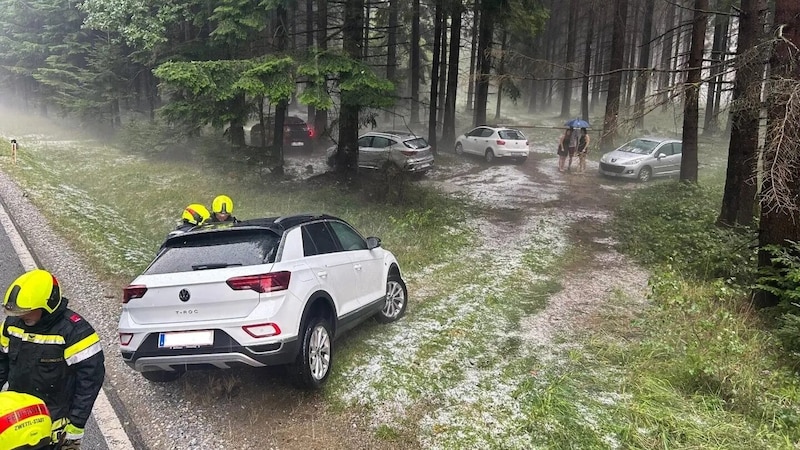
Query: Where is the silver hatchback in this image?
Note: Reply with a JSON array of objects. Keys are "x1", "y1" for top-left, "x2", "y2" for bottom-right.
[
  {"x1": 327, "y1": 131, "x2": 435, "y2": 174},
  {"x1": 599, "y1": 137, "x2": 683, "y2": 182}
]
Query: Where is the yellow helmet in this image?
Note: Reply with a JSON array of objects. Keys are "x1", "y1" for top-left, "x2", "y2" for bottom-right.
[
  {"x1": 3, "y1": 269, "x2": 62, "y2": 316},
  {"x1": 181, "y1": 203, "x2": 210, "y2": 226},
  {"x1": 0, "y1": 391, "x2": 52, "y2": 450},
  {"x1": 212, "y1": 195, "x2": 234, "y2": 215}
]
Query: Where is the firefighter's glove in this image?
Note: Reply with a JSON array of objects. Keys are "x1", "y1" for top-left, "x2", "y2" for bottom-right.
[{"x1": 61, "y1": 423, "x2": 84, "y2": 449}]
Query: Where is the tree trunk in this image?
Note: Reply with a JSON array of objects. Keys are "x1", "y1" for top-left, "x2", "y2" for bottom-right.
[
  {"x1": 658, "y1": 0, "x2": 676, "y2": 108},
  {"x1": 437, "y1": 14, "x2": 448, "y2": 128},
  {"x1": 703, "y1": 3, "x2": 729, "y2": 136},
  {"x1": 315, "y1": 0, "x2": 328, "y2": 143},
  {"x1": 442, "y1": 2, "x2": 462, "y2": 150},
  {"x1": 306, "y1": 0, "x2": 316, "y2": 133},
  {"x1": 633, "y1": 0, "x2": 655, "y2": 129},
  {"x1": 561, "y1": 0, "x2": 579, "y2": 118},
  {"x1": 679, "y1": 0, "x2": 707, "y2": 183},
  {"x1": 410, "y1": 0, "x2": 421, "y2": 124},
  {"x1": 385, "y1": 0, "x2": 398, "y2": 123},
  {"x1": 335, "y1": 0, "x2": 364, "y2": 179},
  {"x1": 474, "y1": 4, "x2": 494, "y2": 127},
  {"x1": 717, "y1": 0, "x2": 766, "y2": 227},
  {"x1": 755, "y1": 0, "x2": 800, "y2": 307},
  {"x1": 601, "y1": 0, "x2": 628, "y2": 151},
  {"x1": 466, "y1": 5, "x2": 478, "y2": 112},
  {"x1": 428, "y1": 0, "x2": 443, "y2": 152},
  {"x1": 623, "y1": 3, "x2": 640, "y2": 109},
  {"x1": 581, "y1": 3, "x2": 595, "y2": 121},
  {"x1": 494, "y1": 31, "x2": 507, "y2": 121}
]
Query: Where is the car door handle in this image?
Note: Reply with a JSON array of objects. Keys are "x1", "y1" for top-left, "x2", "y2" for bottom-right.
[
  {"x1": 354, "y1": 264, "x2": 362, "y2": 271},
  {"x1": 317, "y1": 271, "x2": 327, "y2": 279}
]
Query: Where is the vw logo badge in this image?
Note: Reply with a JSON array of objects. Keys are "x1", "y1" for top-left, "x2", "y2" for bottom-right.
[{"x1": 179, "y1": 289, "x2": 191, "y2": 302}]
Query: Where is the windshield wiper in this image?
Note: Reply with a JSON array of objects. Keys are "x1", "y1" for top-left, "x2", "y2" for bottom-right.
[{"x1": 192, "y1": 263, "x2": 242, "y2": 270}]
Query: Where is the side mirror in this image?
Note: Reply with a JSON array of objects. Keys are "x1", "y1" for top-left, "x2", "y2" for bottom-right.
[
  {"x1": 656, "y1": 152, "x2": 667, "y2": 159},
  {"x1": 366, "y1": 237, "x2": 382, "y2": 249}
]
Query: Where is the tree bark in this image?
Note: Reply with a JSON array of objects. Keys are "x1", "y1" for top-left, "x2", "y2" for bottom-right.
[
  {"x1": 717, "y1": 0, "x2": 766, "y2": 227},
  {"x1": 703, "y1": 2, "x2": 730, "y2": 136},
  {"x1": 680, "y1": 0, "x2": 708, "y2": 183},
  {"x1": 314, "y1": 0, "x2": 328, "y2": 143},
  {"x1": 633, "y1": 0, "x2": 655, "y2": 129},
  {"x1": 756, "y1": 0, "x2": 800, "y2": 307},
  {"x1": 335, "y1": 0, "x2": 364, "y2": 179},
  {"x1": 581, "y1": 3, "x2": 595, "y2": 121},
  {"x1": 658, "y1": 0, "x2": 676, "y2": 109},
  {"x1": 428, "y1": 0, "x2": 443, "y2": 152},
  {"x1": 385, "y1": 0, "x2": 398, "y2": 123},
  {"x1": 474, "y1": 4, "x2": 494, "y2": 127},
  {"x1": 466, "y1": 5, "x2": 479, "y2": 112},
  {"x1": 442, "y1": 2, "x2": 461, "y2": 149},
  {"x1": 306, "y1": 0, "x2": 316, "y2": 132},
  {"x1": 601, "y1": 0, "x2": 628, "y2": 151},
  {"x1": 561, "y1": 0, "x2": 579, "y2": 119},
  {"x1": 410, "y1": 0, "x2": 421, "y2": 124}
]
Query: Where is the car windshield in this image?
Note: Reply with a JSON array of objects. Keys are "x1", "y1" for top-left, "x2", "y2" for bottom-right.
[
  {"x1": 403, "y1": 137, "x2": 429, "y2": 149},
  {"x1": 618, "y1": 139, "x2": 659, "y2": 155},
  {"x1": 146, "y1": 230, "x2": 281, "y2": 274},
  {"x1": 498, "y1": 130, "x2": 525, "y2": 140}
]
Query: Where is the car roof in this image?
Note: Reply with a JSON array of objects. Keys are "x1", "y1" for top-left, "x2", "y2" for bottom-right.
[
  {"x1": 164, "y1": 213, "x2": 342, "y2": 244},
  {"x1": 365, "y1": 130, "x2": 423, "y2": 139},
  {"x1": 634, "y1": 136, "x2": 681, "y2": 143}
]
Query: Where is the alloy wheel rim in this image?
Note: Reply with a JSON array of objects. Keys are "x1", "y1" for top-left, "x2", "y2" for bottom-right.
[
  {"x1": 383, "y1": 281, "x2": 405, "y2": 318},
  {"x1": 309, "y1": 325, "x2": 331, "y2": 380}
]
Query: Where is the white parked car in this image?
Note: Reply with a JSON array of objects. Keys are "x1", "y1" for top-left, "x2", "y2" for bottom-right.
[
  {"x1": 599, "y1": 137, "x2": 683, "y2": 182},
  {"x1": 119, "y1": 214, "x2": 407, "y2": 389},
  {"x1": 455, "y1": 126, "x2": 529, "y2": 163}
]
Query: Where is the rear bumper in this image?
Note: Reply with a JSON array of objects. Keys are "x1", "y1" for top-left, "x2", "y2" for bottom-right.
[
  {"x1": 496, "y1": 149, "x2": 529, "y2": 158},
  {"x1": 403, "y1": 157, "x2": 435, "y2": 172},
  {"x1": 121, "y1": 330, "x2": 299, "y2": 372}
]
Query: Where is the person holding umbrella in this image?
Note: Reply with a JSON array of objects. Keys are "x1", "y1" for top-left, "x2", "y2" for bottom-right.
[{"x1": 559, "y1": 119, "x2": 590, "y2": 172}]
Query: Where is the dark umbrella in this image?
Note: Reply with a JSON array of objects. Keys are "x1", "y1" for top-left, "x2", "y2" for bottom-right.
[{"x1": 565, "y1": 118, "x2": 590, "y2": 128}]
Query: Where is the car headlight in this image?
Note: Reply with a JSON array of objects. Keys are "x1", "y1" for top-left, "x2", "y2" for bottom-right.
[{"x1": 622, "y1": 158, "x2": 643, "y2": 165}]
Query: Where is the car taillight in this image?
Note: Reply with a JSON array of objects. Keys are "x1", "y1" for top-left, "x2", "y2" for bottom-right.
[
  {"x1": 227, "y1": 271, "x2": 291, "y2": 293},
  {"x1": 242, "y1": 323, "x2": 282, "y2": 338},
  {"x1": 400, "y1": 150, "x2": 416, "y2": 156},
  {"x1": 307, "y1": 126, "x2": 315, "y2": 138},
  {"x1": 496, "y1": 139, "x2": 506, "y2": 146},
  {"x1": 123, "y1": 285, "x2": 147, "y2": 304}
]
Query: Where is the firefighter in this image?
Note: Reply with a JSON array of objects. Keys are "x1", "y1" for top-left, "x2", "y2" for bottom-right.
[
  {"x1": 209, "y1": 194, "x2": 238, "y2": 223},
  {"x1": 0, "y1": 391, "x2": 53, "y2": 450},
  {"x1": 0, "y1": 269, "x2": 105, "y2": 450}
]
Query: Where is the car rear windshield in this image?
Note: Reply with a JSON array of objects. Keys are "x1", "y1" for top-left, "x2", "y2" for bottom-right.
[
  {"x1": 498, "y1": 130, "x2": 525, "y2": 140},
  {"x1": 403, "y1": 137, "x2": 429, "y2": 149},
  {"x1": 145, "y1": 230, "x2": 281, "y2": 274}
]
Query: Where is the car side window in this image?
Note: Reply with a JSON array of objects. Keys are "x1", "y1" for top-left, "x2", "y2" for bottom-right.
[
  {"x1": 302, "y1": 222, "x2": 339, "y2": 256},
  {"x1": 672, "y1": 142, "x2": 682, "y2": 154},
  {"x1": 358, "y1": 136, "x2": 373, "y2": 147},
  {"x1": 329, "y1": 221, "x2": 368, "y2": 251},
  {"x1": 372, "y1": 136, "x2": 391, "y2": 148},
  {"x1": 480, "y1": 128, "x2": 494, "y2": 138},
  {"x1": 467, "y1": 128, "x2": 481, "y2": 137}
]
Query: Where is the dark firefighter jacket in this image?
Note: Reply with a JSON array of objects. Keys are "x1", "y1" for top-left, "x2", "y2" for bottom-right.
[{"x1": 0, "y1": 297, "x2": 105, "y2": 428}]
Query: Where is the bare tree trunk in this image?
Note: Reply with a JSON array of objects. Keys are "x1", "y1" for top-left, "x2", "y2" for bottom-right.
[
  {"x1": 385, "y1": 0, "x2": 398, "y2": 123},
  {"x1": 495, "y1": 31, "x2": 507, "y2": 121},
  {"x1": 466, "y1": 5, "x2": 478, "y2": 112},
  {"x1": 755, "y1": 0, "x2": 800, "y2": 307},
  {"x1": 410, "y1": 0, "x2": 421, "y2": 124},
  {"x1": 561, "y1": 0, "x2": 579, "y2": 118},
  {"x1": 442, "y1": 2, "x2": 462, "y2": 149},
  {"x1": 474, "y1": 4, "x2": 494, "y2": 127},
  {"x1": 601, "y1": 0, "x2": 628, "y2": 151},
  {"x1": 428, "y1": 0, "x2": 444, "y2": 152},
  {"x1": 623, "y1": 3, "x2": 640, "y2": 110},
  {"x1": 315, "y1": 0, "x2": 328, "y2": 143},
  {"x1": 437, "y1": 15, "x2": 448, "y2": 128},
  {"x1": 306, "y1": 0, "x2": 316, "y2": 132},
  {"x1": 581, "y1": 3, "x2": 595, "y2": 121},
  {"x1": 633, "y1": 0, "x2": 655, "y2": 129},
  {"x1": 703, "y1": 3, "x2": 731, "y2": 136},
  {"x1": 717, "y1": 0, "x2": 766, "y2": 227},
  {"x1": 335, "y1": 0, "x2": 364, "y2": 179},
  {"x1": 658, "y1": 0, "x2": 676, "y2": 108},
  {"x1": 679, "y1": 0, "x2": 708, "y2": 183}
]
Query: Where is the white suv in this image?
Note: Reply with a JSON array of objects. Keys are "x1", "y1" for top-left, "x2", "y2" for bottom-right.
[{"x1": 118, "y1": 214, "x2": 407, "y2": 389}]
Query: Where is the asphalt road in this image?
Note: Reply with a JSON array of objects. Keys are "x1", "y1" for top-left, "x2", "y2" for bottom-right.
[{"x1": 0, "y1": 212, "x2": 109, "y2": 449}]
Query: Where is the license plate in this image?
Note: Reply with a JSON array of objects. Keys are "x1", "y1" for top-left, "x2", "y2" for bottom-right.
[
  {"x1": 158, "y1": 330, "x2": 214, "y2": 348},
  {"x1": 291, "y1": 142, "x2": 304, "y2": 147}
]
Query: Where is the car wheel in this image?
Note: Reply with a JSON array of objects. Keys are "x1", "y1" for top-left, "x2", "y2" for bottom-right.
[
  {"x1": 375, "y1": 274, "x2": 408, "y2": 324},
  {"x1": 290, "y1": 316, "x2": 333, "y2": 389},
  {"x1": 484, "y1": 149, "x2": 495, "y2": 163},
  {"x1": 637, "y1": 166, "x2": 652, "y2": 182},
  {"x1": 455, "y1": 143, "x2": 464, "y2": 155},
  {"x1": 141, "y1": 370, "x2": 184, "y2": 383}
]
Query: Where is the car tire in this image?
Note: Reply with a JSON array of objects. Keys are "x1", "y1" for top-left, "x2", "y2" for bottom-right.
[
  {"x1": 375, "y1": 274, "x2": 408, "y2": 324},
  {"x1": 290, "y1": 316, "x2": 333, "y2": 389},
  {"x1": 455, "y1": 143, "x2": 464, "y2": 155},
  {"x1": 141, "y1": 370, "x2": 184, "y2": 383},
  {"x1": 637, "y1": 166, "x2": 652, "y2": 182},
  {"x1": 485, "y1": 149, "x2": 495, "y2": 163}
]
